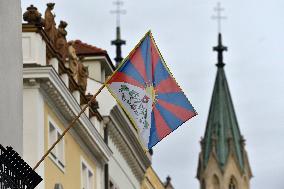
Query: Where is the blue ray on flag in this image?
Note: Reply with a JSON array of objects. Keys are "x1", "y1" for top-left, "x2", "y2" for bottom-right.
[{"x1": 106, "y1": 31, "x2": 197, "y2": 149}]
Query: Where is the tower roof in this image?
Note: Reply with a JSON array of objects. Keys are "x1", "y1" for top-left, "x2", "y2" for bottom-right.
[{"x1": 202, "y1": 33, "x2": 245, "y2": 171}]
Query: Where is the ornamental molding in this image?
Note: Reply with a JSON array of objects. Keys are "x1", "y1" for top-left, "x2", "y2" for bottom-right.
[
  {"x1": 108, "y1": 105, "x2": 151, "y2": 182},
  {"x1": 23, "y1": 66, "x2": 112, "y2": 164},
  {"x1": 108, "y1": 121, "x2": 144, "y2": 182}
]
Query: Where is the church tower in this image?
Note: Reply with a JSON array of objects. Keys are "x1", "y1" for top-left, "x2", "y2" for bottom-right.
[{"x1": 196, "y1": 34, "x2": 252, "y2": 189}]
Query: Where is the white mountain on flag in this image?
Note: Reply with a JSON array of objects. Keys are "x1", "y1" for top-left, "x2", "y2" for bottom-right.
[{"x1": 108, "y1": 82, "x2": 153, "y2": 147}]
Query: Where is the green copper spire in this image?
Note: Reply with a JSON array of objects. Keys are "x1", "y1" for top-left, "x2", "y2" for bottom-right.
[{"x1": 202, "y1": 33, "x2": 245, "y2": 171}]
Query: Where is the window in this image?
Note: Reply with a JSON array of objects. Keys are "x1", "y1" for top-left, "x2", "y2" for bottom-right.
[
  {"x1": 54, "y1": 183, "x2": 64, "y2": 189},
  {"x1": 229, "y1": 177, "x2": 237, "y2": 189},
  {"x1": 213, "y1": 175, "x2": 220, "y2": 189},
  {"x1": 81, "y1": 159, "x2": 94, "y2": 189},
  {"x1": 48, "y1": 119, "x2": 65, "y2": 170}
]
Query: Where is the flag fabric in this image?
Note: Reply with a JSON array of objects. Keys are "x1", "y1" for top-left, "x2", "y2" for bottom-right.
[{"x1": 106, "y1": 31, "x2": 197, "y2": 149}]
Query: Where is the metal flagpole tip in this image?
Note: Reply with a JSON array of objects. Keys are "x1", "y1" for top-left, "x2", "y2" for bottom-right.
[{"x1": 0, "y1": 144, "x2": 42, "y2": 189}]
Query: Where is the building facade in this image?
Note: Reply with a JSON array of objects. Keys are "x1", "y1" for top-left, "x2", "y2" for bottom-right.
[
  {"x1": 22, "y1": 22, "x2": 111, "y2": 189},
  {"x1": 21, "y1": 3, "x2": 168, "y2": 189}
]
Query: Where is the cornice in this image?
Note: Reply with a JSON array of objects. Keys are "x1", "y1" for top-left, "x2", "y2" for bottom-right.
[
  {"x1": 23, "y1": 66, "x2": 112, "y2": 163},
  {"x1": 22, "y1": 24, "x2": 109, "y2": 119},
  {"x1": 82, "y1": 56, "x2": 115, "y2": 77},
  {"x1": 108, "y1": 105, "x2": 151, "y2": 182},
  {"x1": 112, "y1": 106, "x2": 151, "y2": 165},
  {"x1": 109, "y1": 124, "x2": 144, "y2": 183},
  {"x1": 79, "y1": 54, "x2": 115, "y2": 72}
]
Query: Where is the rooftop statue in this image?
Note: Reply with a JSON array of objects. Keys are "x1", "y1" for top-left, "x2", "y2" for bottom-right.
[
  {"x1": 23, "y1": 5, "x2": 44, "y2": 26},
  {"x1": 56, "y1": 21, "x2": 68, "y2": 62},
  {"x1": 68, "y1": 41, "x2": 79, "y2": 80},
  {"x1": 77, "y1": 60, "x2": 88, "y2": 92},
  {"x1": 44, "y1": 3, "x2": 57, "y2": 44}
]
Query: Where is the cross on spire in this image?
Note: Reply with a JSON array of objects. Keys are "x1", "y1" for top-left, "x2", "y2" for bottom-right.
[
  {"x1": 212, "y1": 2, "x2": 226, "y2": 33},
  {"x1": 110, "y1": 0, "x2": 126, "y2": 27},
  {"x1": 213, "y1": 33, "x2": 227, "y2": 68},
  {"x1": 111, "y1": 0, "x2": 126, "y2": 66}
]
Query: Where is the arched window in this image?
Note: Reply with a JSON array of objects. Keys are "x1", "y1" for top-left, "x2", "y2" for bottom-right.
[
  {"x1": 229, "y1": 177, "x2": 237, "y2": 189},
  {"x1": 213, "y1": 175, "x2": 220, "y2": 189},
  {"x1": 201, "y1": 179, "x2": 206, "y2": 189},
  {"x1": 54, "y1": 183, "x2": 63, "y2": 189}
]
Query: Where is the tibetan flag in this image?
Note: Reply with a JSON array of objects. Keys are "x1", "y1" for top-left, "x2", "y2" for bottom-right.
[{"x1": 106, "y1": 31, "x2": 197, "y2": 149}]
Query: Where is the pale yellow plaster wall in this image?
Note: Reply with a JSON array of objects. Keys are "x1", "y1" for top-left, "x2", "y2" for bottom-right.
[
  {"x1": 83, "y1": 60, "x2": 102, "y2": 82},
  {"x1": 44, "y1": 103, "x2": 97, "y2": 189},
  {"x1": 141, "y1": 167, "x2": 165, "y2": 189}
]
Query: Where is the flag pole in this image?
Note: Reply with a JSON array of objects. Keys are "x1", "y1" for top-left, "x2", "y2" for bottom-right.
[{"x1": 33, "y1": 84, "x2": 106, "y2": 171}]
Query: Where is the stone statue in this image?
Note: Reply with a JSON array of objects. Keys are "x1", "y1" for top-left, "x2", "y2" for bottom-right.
[
  {"x1": 56, "y1": 21, "x2": 68, "y2": 61},
  {"x1": 23, "y1": 5, "x2": 44, "y2": 26},
  {"x1": 68, "y1": 41, "x2": 79, "y2": 79},
  {"x1": 44, "y1": 3, "x2": 57, "y2": 44},
  {"x1": 77, "y1": 61, "x2": 88, "y2": 92}
]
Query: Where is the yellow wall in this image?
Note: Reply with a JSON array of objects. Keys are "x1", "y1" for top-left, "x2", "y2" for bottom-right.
[
  {"x1": 44, "y1": 103, "x2": 97, "y2": 189},
  {"x1": 141, "y1": 167, "x2": 165, "y2": 189}
]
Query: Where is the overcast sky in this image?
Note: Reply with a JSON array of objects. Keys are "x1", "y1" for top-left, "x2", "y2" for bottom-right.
[{"x1": 21, "y1": 0, "x2": 284, "y2": 188}]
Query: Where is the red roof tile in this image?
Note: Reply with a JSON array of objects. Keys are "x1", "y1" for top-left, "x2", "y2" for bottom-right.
[
  {"x1": 71, "y1": 40, "x2": 115, "y2": 70},
  {"x1": 73, "y1": 40, "x2": 107, "y2": 56}
]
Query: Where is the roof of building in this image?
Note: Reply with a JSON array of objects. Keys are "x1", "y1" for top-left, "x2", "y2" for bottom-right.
[
  {"x1": 202, "y1": 33, "x2": 245, "y2": 171},
  {"x1": 72, "y1": 40, "x2": 115, "y2": 70},
  {"x1": 73, "y1": 40, "x2": 107, "y2": 56}
]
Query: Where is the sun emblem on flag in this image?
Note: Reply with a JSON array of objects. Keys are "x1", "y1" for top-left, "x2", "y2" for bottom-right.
[{"x1": 145, "y1": 82, "x2": 157, "y2": 105}]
